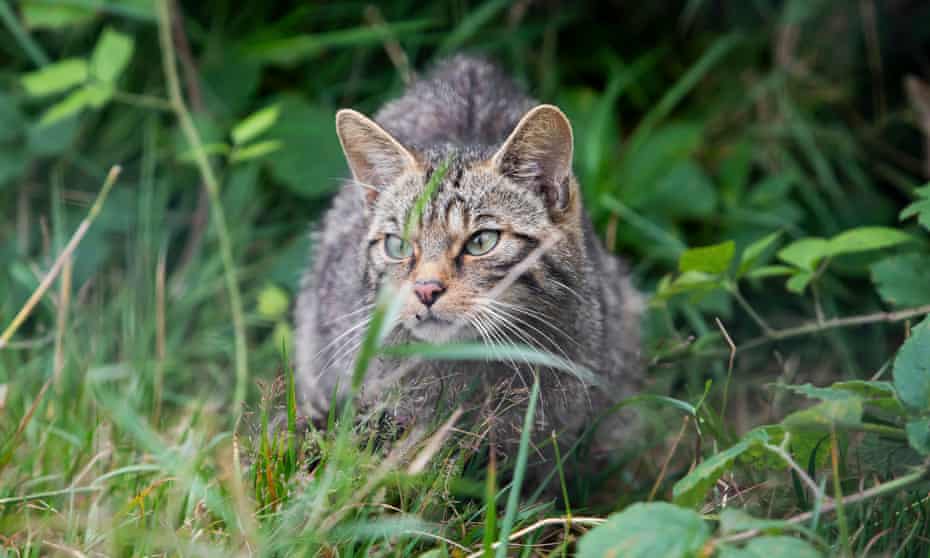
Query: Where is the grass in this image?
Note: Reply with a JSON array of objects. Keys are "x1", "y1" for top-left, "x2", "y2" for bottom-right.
[{"x1": 3, "y1": 0, "x2": 930, "y2": 556}]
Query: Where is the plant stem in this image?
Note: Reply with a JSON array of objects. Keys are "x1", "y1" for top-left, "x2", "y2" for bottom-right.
[
  {"x1": 0, "y1": 0, "x2": 49, "y2": 67},
  {"x1": 0, "y1": 167, "x2": 121, "y2": 349},
  {"x1": 727, "y1": 283, "x2": 774, "y2": 335},
  {"x1": 156, "y1": 0, "x2": 249, "y2": 410}
]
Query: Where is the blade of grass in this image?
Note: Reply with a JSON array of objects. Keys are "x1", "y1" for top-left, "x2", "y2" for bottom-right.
[
  {"x1": 0, "y1": 166, "x2": 121, "y2": 349},
  {"x1": 0, "y1": 0, "x2": 49, "y2": 67},
  {"x1": 156, "y1": 0, "x2": 249, "y2": 411},
  {"x1": 438, "y1": 0, "x2": 511, "y2": 55},
  {"x1": 494, "y1": 372, "x2": 540, "y2": 558}
]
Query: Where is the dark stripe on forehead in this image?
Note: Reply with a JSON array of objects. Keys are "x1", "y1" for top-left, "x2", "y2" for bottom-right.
[{"x1": 541, "y1": 253, "x2": 578, "y2": 295}]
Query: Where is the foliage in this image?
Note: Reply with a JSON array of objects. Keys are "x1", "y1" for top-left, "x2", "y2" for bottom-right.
[{"x1": 2, "y1": 1, "x2": 930, "y2": 556}]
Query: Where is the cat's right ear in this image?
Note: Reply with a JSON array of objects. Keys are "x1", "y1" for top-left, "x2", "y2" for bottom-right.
[{"x1": 335, "y1": 109, "x2": 419, "y2": 205}]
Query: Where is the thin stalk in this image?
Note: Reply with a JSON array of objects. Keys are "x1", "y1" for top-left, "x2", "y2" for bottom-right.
[
  {"x1": 0, "y1": 167, "x2": 121, "y2": 348},
  {"x1": 0, "y1": 0, "x2": 49, "y2": 67},
  {"x1": 156, "y1": 0, "x2": 249, "y2": 410}
]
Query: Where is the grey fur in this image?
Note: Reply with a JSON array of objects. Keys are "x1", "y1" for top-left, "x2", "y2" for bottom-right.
[{"x1": 295, "y1": 55, "x2": 643, "y2": 459}]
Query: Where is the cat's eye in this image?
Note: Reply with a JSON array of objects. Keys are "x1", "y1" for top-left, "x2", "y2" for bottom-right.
[
  {"x1": 464, "y1": 230, "x2": 500, "y2": 256},
  {"x1": 384, "y1": 234, "x2": 414, "y2": 259}
]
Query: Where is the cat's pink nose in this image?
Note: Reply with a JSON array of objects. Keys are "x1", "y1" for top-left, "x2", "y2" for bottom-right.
[{"x1": 413, "y1": 280, "x2": 446, "y2": 308}]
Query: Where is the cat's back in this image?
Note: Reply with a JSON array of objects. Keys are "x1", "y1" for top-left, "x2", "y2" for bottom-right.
[{"x1": 375, "y1": 55, "x2": 536, "y2": 149}]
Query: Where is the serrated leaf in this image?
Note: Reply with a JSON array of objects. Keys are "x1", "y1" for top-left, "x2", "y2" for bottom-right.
[
  {"x1": 825, "y1": 226, "x2": 912, "y2": 257},
  {"x1": 575, "y1": 503, "x2": 710, "y2": 558},
  {"x1": 673, "y1": 429, "x2": 769, "y2": 507},
  {"x1": 232, "y1": 104, "x2": 280, "y2": 145},
  {"x1": 871, "y1": 253, "x2": 930, "y2": 307},
  {"x1": 892, "y1": 318, "x2": 930, "y2": 412},
  {"x1": 738, "y1": 232, "x2": 781, "y2": 277},
  {"x1": 21, "y1": 58, "x2": 88, "y2": 96},
  {"x1": 777, "y1": 238, "x2": 828, "y2": 271},
  {"x1": 90, "y1": 27, "x2": 135, "y2": 83},
  {"x1": 782, "y1": 398, "x2": 863, "y2": 433},
  {"x1": 679, "y1": 240, "x2": 735, "y2": 274}
]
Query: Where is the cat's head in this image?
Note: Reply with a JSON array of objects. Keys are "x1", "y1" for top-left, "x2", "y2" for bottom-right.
[{"x1": 335, "y1": 105, "x2": 583, "y2": 343}]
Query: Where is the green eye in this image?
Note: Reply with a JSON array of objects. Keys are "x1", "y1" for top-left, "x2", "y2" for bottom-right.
[
  {"x1": 384, "y1": 234, "x2": 414, "y2": 259},
  {"x1": 465, "y1": 230, "x2": 500, "y2": 256}
]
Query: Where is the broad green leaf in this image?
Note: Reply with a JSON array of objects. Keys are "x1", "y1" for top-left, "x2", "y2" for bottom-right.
[
  {"x1": 892, "y1": 318, "x2": 930, "y2": 412},
  {"x1": 575, "y1": 503, "x2": 710, "y2": 558},
  {"x1": 777, "y1": 383, "x2": 859, "y2": 401},
  {"x1": 824, "y1": 226, "x2": 912, "y2": 257},
  {"x1": 721, "y1": 536, "x2": 823, "y2": 558},
  {"x1": 38, "y1": 87, "x2": 92, "y2": 126},
  {"x1": 264, "y1": 95, "x2": 344, "y2": 198},
  {"x1": 673, "y1": 429, "x2": 768, "y2": 507},
  {"x1": 906, "y1": 418, "x2": 930, "y2": 455},
  {"x1": 782, "y1": 398, "x2": 863, "y2": 433},
  {"x1": 679, "y1": 241, "x2": 735, "y2": 274},
  {"x1": 232, "y1": 104, "x2": 281, "y2": 145},
  {"x1": 654, "y1": 270, "x2": 724, "y2": 300},
  {"x1": 738, "y1": 232, "x2": 781, "y2": 277},
  {"x1": 26, "y1": 117, "x2": 79, "y2": 155},
  {"x1": 785, "y1": 270, "x2": 814, "y2": 293},
  {"x1": 871, "y1": 254, "x2": 930, "y2": 307},
  {"x1": 0, "y1": 148, "x2": 28, "y2": 186},
  {"x1": 230, "y1": 140, "x2": 282, "y2": 163},
  {"x1": 21, "y1": 58, "x2": 88, "y2": 96},
  {"x1": 642, "y1": 160, "x2": 718, "y2": 219},
  {"x1": 777, "y1": 238, "x2": 828, "y2": 271},
  {"x1": 90, "y1": 27, "x2": 135, "y2": 83},
  {"x1": 257, "y1": 284, "x2": 290, "y2": 320},
  {"x1": 22, "y1": 0, "x2": 96, "y2": 28}
]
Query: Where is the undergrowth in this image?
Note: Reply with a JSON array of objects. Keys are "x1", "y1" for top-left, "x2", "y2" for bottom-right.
[{"x1": 2, "y1": 1, "x2": 930, "y2": 556}]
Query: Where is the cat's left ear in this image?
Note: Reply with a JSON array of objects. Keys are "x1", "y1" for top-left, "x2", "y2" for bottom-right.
[{"x1": 492, "y1": 104, "x2": 575, "y2": 215}]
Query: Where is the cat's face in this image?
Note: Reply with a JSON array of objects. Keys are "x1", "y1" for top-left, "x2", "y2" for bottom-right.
[{"x1": 336, "y1": 105, "x2": 582, "y2": 343}]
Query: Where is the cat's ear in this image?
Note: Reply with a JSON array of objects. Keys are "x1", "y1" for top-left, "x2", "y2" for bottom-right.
[
  {"x1": 335, "y1": 109, "x2": 419, "y2": 204},
  {"x1": 492, "y1": 104, "x2": 575, "y2": 214}
]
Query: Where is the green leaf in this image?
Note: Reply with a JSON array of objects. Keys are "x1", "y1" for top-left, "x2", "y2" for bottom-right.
[
  {"x1": 21, "y1": 58, "x2": 88, "y2": 96},
  {"x1": 673, "y1": 429, "x2": 769, "y2": 507},
  {"x1": 654, "y1": 271, "x2": 724, "y2": 301},
  {"x1": 264, "y1": 95, "x2": 344, "y2": 198},
  {"x1": 900, "y1": 186, "x2": 930, "y2": 231},
  {"x1": 83, "y1": 82, "x2": 114, "y2": 108},
  {"x1": 892, "y1": 318, "x2": 930, "y2": 412},
  {"x1": 38, "y1": 87, "x2": 93, "y2": 126},
  {"x1": 906, "y1": 418, "x2": 930, "y2": 455},
  {"x1": 782, "y1": 398, "x2": 863, "y2": 433},
  {"x1": 575, "y1": 503, "x2": 710, "y2": 558},
  {"x1": 679, "y1": 241, "x2": 735, "y2": 274},
  {"x1": 777, "y1": 238, "x2": 828, "y2": 271},
  {"x1": 0, "y1": 95, "x2": 25, "y2": 142},
  {"x1": 738, "y1": 232, "x2": 781, "y2": 277},
  {"x1": 22, "y1": 0, "x2": 95, "y2": 29},
  {"x1": 825, "y1": 226, "x2": 913, "y2": 257},
  {"x1": 785, "y1": 270, "x2": 814, "y2": 293},
  {"x1": 230, "y1": 140, "x2": 282, "y2": 163},
  {"x1": 257, "y1": 283, "x2": 290, "y2": 320},
  {"x1": 721, "y1": 536, "x2": 824, "y2": 558},
  {"x1": 90, "y1": 27, "x2": 134, "y2": 83},
  {"x1": 871, "y1": 254, "x2": 930, "y2": 307},
  {"x1": 745, "y1": 265, "x2": 794, "y2": 279},
  {"x1": 232, "y1": 104, "x2": 281, "y2": 145}
]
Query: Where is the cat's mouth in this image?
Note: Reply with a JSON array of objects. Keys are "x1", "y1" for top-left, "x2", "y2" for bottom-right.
[{"x1": 408, "y1": 312, "x2": 472, "y2": 342}]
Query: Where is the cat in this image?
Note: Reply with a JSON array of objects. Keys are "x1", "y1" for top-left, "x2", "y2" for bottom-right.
[{"x1": 295, "y1": 55, "x2": 643, "y2": 466}]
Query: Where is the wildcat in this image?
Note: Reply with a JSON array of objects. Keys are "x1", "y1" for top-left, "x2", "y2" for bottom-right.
[{"x1": 295, "y1": 55, "x2": 642, "y2": 462}]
